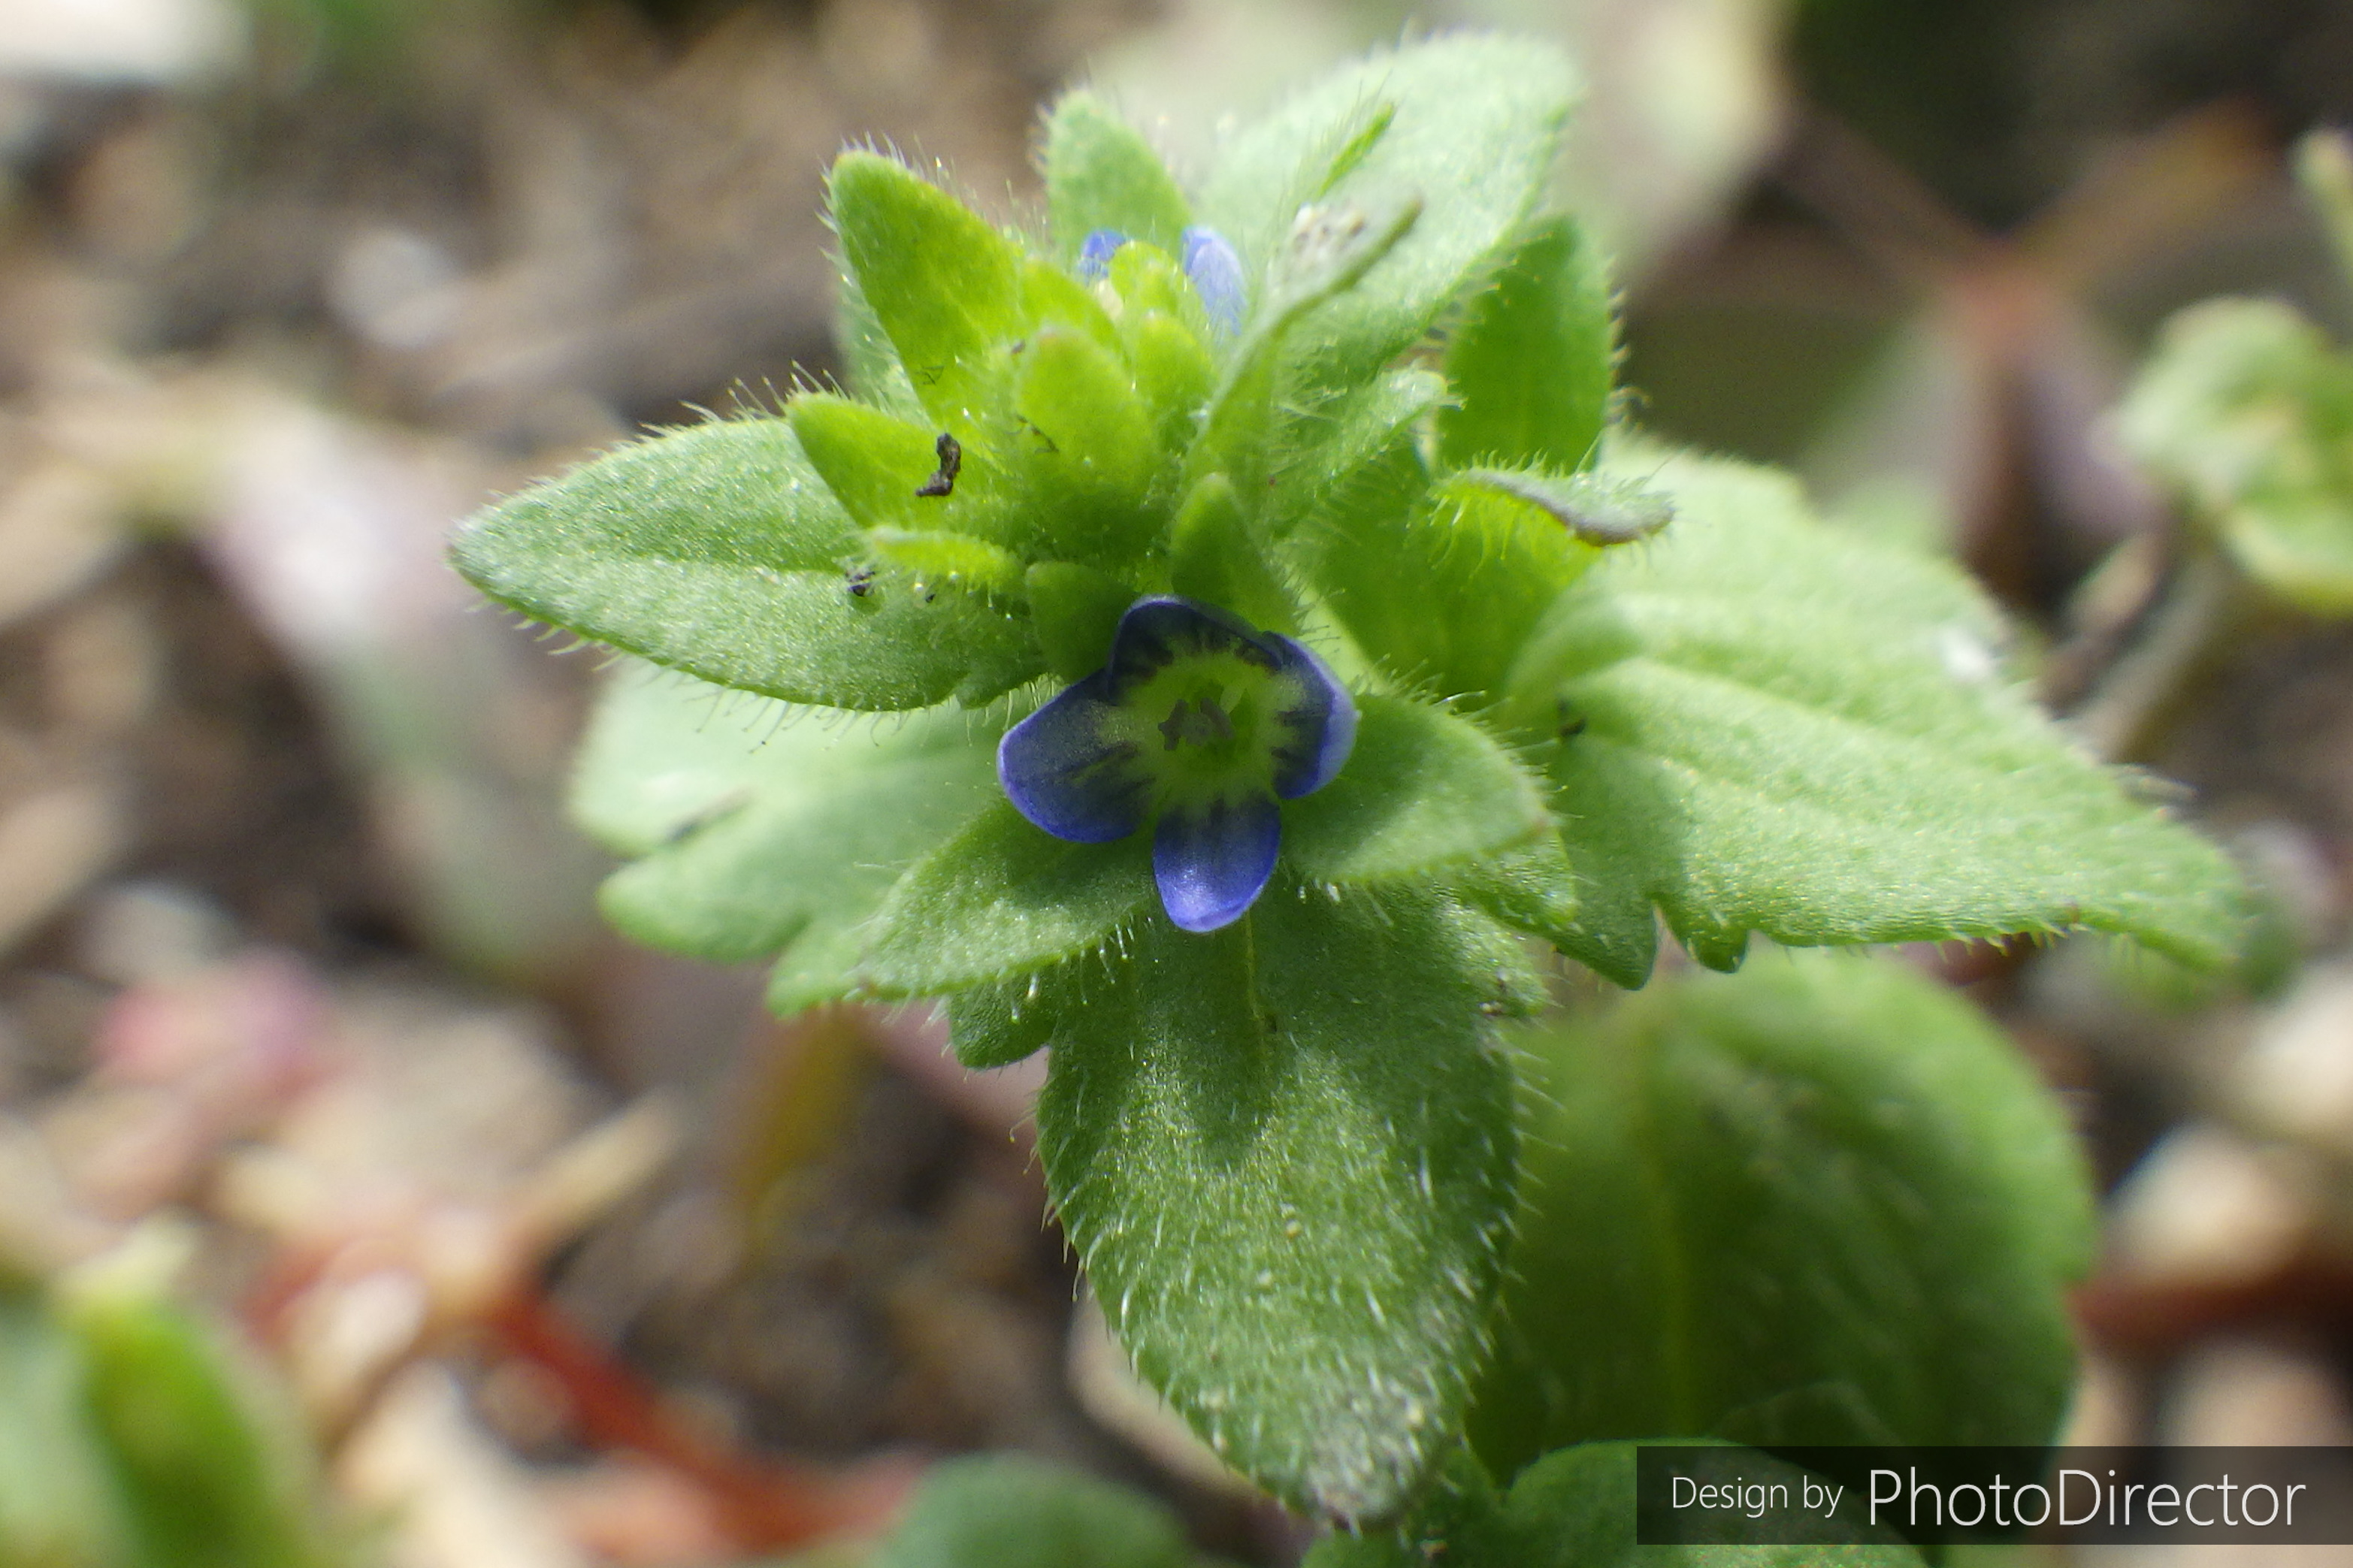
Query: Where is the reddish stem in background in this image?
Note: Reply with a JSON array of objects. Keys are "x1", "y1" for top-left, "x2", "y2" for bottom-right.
[{"x1": 484, "y1": 1287, "x2": 918, "y2": 1552}]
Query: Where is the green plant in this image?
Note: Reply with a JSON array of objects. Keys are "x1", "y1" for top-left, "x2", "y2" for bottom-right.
[{"x1": 451, "y1": 34, "x2": 2242, "y2": 1557}]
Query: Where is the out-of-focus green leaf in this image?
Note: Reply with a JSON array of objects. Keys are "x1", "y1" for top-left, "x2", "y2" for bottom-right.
[
  {"x1": 1036, "y1": 890, "x2": 1528, "y2": 1521},
  {"x1": 71, "y1": 1291, "x2": 337, "y2": 1568},
  {"x1": 0, "y1": 1289, "x2": 128, "y2": 1568},
  {"x1": 2116, "y1": 297, "x2": 2353, "y2": 614},
  {"x1": 874, "y1": 1455, "x2": 1191, "y2": 1568},
  {"x1": 1478, "y1": 1444, "x2": 1923, "y2": 1567},
  {"x1": 1516, "y1": 449, "x2": 2246, "y2": 986},
  {"x1": 1302, "y1": 1443, "x2": 1924, "y2": 1566},
  {"x1": 450, "y1": 418, "x2": 1040, "y2": 711},
  {"x1": 1469, "y1": 953, "x2": 2095, "y2": 1473}
]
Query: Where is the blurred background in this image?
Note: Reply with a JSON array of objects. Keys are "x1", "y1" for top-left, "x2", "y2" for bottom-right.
[{"x1": 5, "y1": 0, "x2": 2353, "y2": 1563}]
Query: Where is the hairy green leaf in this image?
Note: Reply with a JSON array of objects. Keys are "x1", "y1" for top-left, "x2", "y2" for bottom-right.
[
  {"x1": 832, "y1": 262, "x2": 924, "y2": 417},
  {"x1": 1270, "y1": 367, "x2": 1445, "y2": 539},
  {"x1": 1036, "y1": 890, "x2": 1526, "y2": 1522},
  {"x1": 1189, "y1": 198, "x2": 1422, "y2": 499},
  {"x1": 1304, "y1": 465, "x2": 1603, "y2": 709},
  {"x1": 788, "y1": 394, "x2": 1015, "y2": 545},
  {"x1": 875, "y1": 1454, "x2": 1191, "y2": 1568},
  {"x1": 1517, "y1": 449, "x2": 2246, "y2": 985},
  {"x1": 1168, "y1": 473, "x2": 1296, "y2": 634},
  {"x1": 1438, "y1": 215, "x2": 1615, "y2": 474},
  {"x1": 1447, "y1": 836, "x2": 1582, "y2": 953},
  {"x1": 1013, "y1": 326, "x2": 1163, "y2": 565},
  {"x1": 1196, "y1": 36, "x2": 1578, "y2": 394},
  {"x1": 1043, "y1": 92, "x2": 1192, "y2": 263},
  {"x1": 450, "y1": 418, "x2": 1040, "y2": 711},
  {"x1": 854, "y1": 802, "x2": 1155, "y2": 999},
  {"x1": 569, "y1": 664, "x2": 1000, "y2": 1011},
  {"x1": 1470, "y1": 953, "x2": 2095, "y2": 1474},
  {"x1": 830, "y1": 152, "x2": 1027, "y2": 434},
  {"x1": 1284, "y1": 696, "x2": 1555, "y2": 886},
  {"x1": 2116, "y1": 296, "x2": 2353, "y2": 614},
  {"x1": 1027, "y1": 559, "x2": 1139, "y2": 681}
]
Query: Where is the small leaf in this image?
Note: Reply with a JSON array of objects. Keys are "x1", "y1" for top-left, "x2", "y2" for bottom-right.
[
  {"x1": 1299, "y1": 1449, "x2": 1503, "y2": 1568},
  {"x1": 1012, "y1": 326, "x2": 1161, "y2": 564},
  {"x1": 788, "y1": 394, "x2": 1012, "y2": 542},
  {"x1": 832, "y1": 261, "x2": 924, "y2": 416},
  {"x1": 874, "y1": 1453, "x2": 1191, "y2": 1568},
  {"x1": 830, "y1": 152, "x2": 1027, "y2": 432},
  {"x1": 1270, "y1": 367, "x2": 1446, "y2": 538},
  {"x1": 868, "y1": 528, "x2": 1026, "y2": 600},
  {"x1": 943, "y1": 963, "x2": 1075, "y2": 1069},
  {"x1": 854, "y1": 801, "x2": 1154, "y2": 999},
  {"x1": 1044, "y1": 92, "x2": 1192, "y2": 263},
  {"x1": 1196, "y1": 36, "x2": 1579, "y2": 394},
  {"x1": 1450, "y1": 468, "x2": 1669, "y2": 546},
  {"x1": 2116, "y1": 296, "x2": 2353, "y2": 614},
  {"x1": 1127, "y1": 309, "x2": 1217, "y2": 453},
  {"x1": 1303, "y1": 464, "x2": 1602, "y2": 709},
  {"x1": 569, "y1": 663, "x2": 1000, "y2": 1009},
  {"x1": 1517, "y1": 449, "x2": 2246, "y2": 985},
  {"x1": 1027, "y1": 560, "x2": 1139, "y2": 680},
  {"x1": 1189, "y1": 199, "x2": 1422, "y2": 497},
  {"x1": 1438, "y1": 215, "x2": 1615, "y2": 474},
  {"x1": 451, "y1": 417, "x2": 1041, "y2": 711},
  {"x1": 1168, "y1": 473, "x2": 1296, "y2": 633},
  {"x1": 1284, "y1": 695, "x2": 1553, "y2": 887},
  {"x1": 1468, "y1": 953, "x2": 2095, "y2": 1475},
  {"x1": 1036, "y1": 888, "x2": 1526, "y2": 1521}
]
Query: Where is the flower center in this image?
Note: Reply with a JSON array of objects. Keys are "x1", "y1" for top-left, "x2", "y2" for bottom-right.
[{"x1": 1158, "y1": 695, "x2": 1234, "y2": 751}]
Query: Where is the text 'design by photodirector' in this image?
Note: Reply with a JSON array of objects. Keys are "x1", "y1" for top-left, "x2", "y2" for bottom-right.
[{"x1": 1636, "y1": 1447, "x2": 2353, "y2": 1548}]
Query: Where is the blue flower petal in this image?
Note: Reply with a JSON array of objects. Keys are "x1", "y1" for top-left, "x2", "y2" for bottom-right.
[
  {"x1": 1266, "y1": 633, "x2": 1357, "y2": 799},
  {"x1": 1103, "y1": 595, "x2": 1275, "y2": 696},
  {"x1": 1154, "y1": 793, "x2": 1281, "y2": 932},
  {"x1": 1076, "y1": 228, "x2": 1130, "y2": 282},
  {"x1": 1181, "y1": 225, "x2": 1248, "y2": 334},
  {"x1": 997, "y1": 674, "x2": 1150, "y2": 842}
]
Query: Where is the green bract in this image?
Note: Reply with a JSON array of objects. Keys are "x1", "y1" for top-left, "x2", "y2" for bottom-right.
[{"x1": 453, "y1": 31, "x2": 2249, "y2": 1536}]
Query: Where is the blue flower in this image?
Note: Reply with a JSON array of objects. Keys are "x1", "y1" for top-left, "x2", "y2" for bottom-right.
[
  {"x1": 1075, "y1": 228, "x2": 1129, "y2": 281},
  {"x1": 1074, "y1": 226, "x2": 1249, "y2": 334},
  {"x1": 1178, "y1": 226, "x2": 1247, "y2": 334},
  {"x1": 997, "y1": 597, "x2": 1356, "y2": 932}
]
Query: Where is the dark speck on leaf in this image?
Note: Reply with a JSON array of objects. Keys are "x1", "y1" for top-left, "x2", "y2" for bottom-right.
[{"x1": 915, "y1": 431, "x2": 962, "y2": 497}]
